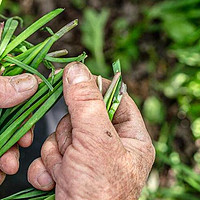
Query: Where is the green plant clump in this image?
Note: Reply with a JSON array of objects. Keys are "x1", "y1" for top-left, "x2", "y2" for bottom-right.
[{"x1": 0, "y1": 9, "x2": 126, "y2": 199}]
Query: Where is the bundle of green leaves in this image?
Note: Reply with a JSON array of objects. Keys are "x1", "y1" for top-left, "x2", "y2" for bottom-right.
[{"x1": 0, "y1": 9, "x2": 126, "y2": 199}]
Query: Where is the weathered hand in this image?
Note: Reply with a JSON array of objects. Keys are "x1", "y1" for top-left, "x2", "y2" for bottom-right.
[
  {"x1": 28, "y1": 62, "x2": 155, "y2": 200},
  {"x1": 0, "y1": 73, "x2": 38, "y2": 185}
]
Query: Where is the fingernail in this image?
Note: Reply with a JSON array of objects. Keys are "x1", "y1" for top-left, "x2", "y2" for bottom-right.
[
  {"x1": 10, "y1": 73, "x2": 37, "y2": 93},
  {"x1": 37, "y1": 171, "x2": 53, "y2": 187},
  {"x1": 67, "y1": 62, "x2": 91, "y2": 85}
]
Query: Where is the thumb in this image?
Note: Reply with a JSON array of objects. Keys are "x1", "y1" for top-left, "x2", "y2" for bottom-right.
[
  {"x1": 0, "y1": 73, "x2": 38, "y2": 108},
  {"x1": 63, "y1": 62, "x2": 121, "y2": 144}
]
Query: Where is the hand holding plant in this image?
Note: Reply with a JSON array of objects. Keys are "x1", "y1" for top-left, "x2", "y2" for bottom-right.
[
  {"x1": 27, "y1": 62, "x2": 155, "y2": 200},
  {"x1": 0, "y1": 8, "x2": 155, "y2": 199},
  {"x1": 0, "y1": 73, "x2": 38, "y2": 185}
]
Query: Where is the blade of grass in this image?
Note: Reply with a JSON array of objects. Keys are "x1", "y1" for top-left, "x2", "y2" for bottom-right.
[
  {"x1": 44, "y1": 194, "x2": 55, "y2": 200},
  {"x1": 0, "y1": 19, "x2": 18, "y2": 56},
  {"x1": 0, "y1": 70, "x2": 63, "y2": 130},
  {"x1": 4, "y1": 56, "x2": 53, "y2": 91},
  {"x1": 1, "y1": 18, "x2": 13, "y2": 40},
  {"x1": 30, "y1": 19, "x2": 78, "y2": 69},
  {"x1": 4, "y1": 39, "x2": 50, "y2": 76},
  {"x1": 107, "y1": 60, "x2": 123, "y2": 120},
  {"x1": 1, "y1": 8, "x2": 64, "y2": 58},
  {"x1": 0, "y1": 84, "x2": 63, "y2": 156},
  {"x1": 103, "y1": 72, "x2": 121, "y2": 108},
  {"x1": 0, "y1": 80, "x2": 62, "y2": 150},
  {"x1": 47, "y1": 49, "x2": 68, "y2": 57},
  {"x1": 0, "y1": 108, "x2": 2, "y2": 117},
  {"x1": 0, "y1": 106, "x2": 21, "y2": 128},
  {"x1": 2, "y1": 189, "x2": 53, "y2": 200},
  {"x1": 108, "y1": 83, "x2": 127, "y2": 120},
  {"x1": 0, "y1": 70, "x2": 63, "y2": 127},
  {"x1": 1, "y1": 188, "x2": 35, "y2": 200},
  {"x1": 45, "y1": 51, "x2": 87, "y2": 63}
]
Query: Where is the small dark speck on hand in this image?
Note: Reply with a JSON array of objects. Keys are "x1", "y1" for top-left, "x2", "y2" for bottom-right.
[{"x1": 106, "y1": 131, "x2": 112, "y2": 137}]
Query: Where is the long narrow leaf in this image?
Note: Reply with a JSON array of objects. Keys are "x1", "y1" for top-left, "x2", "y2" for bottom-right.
[
  {"x1": 0, "y1": 81, "x2": 62, "y2": 149},
  {"x1": 0, "y1": 70, "x2": 63, "y2": 131},
  {"x1": 1, "y1": 8, "x2": 64, "y2": 58},
  {"x1": 45, "y1": 52, "x2": 87, "y2": 63},
  {"x1": 0, "y1": 85, "x2": 63, "y2": 156},
  {"x1": 0, "y1": 19, "x2": 18, "y2": 56},
  {"x1": 1, "y1": 18, "x2": 13, "y2": 40},
  {"x1": 31, "y1": 19, "x2": 78, "y2": 69},
  {"x1": 1, "y1": 188, "x2": 35, "y2": 200},
  {"x1": 4, "y1": 56, "x2": 53, "y2": 91}
]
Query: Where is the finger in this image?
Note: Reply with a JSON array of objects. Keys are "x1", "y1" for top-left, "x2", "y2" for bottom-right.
[
  {"x1": 18, "y1": 127, "x2": 34, "y2": 148},
  {"x1": 28, "y1": 157, "x2": 55, "y2": 191},
  {"x1": 41, "y1": 133, "x2": 62, "y2": 182},
  {"x1": 63, "y1": 62, "x2": 122, "y2": 147},
  {"x1": 0, "y1": 170, "x2": 6, "y2": 185},
  {"x1": 56, "y1": 114, "x2": 72, "y2": 155},
  {"x1": 18, "y1": 115, "x2": 34, "y2": 148},
  {"x1": 0, "y1": 145, "x2": 19, "y2": 175},
  {"x1": 0, "y1": 73, "x2": 38, "y2": 108}
]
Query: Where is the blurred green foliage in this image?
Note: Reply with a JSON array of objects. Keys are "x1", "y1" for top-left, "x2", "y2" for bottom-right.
[
  {"x1": 143, "y1": 96, "x2": 166, "y2": 124},
  {"x1": 81, "y1": 8, "x2": 109, "y2": 76}
]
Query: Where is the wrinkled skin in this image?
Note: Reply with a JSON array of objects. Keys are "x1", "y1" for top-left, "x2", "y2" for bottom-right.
[
  {"x1": 28, "y1": 62, "x2": 155, "y2": 200},
  {"x1": 0, "y1": 73, "x2": 38, "y2": 185}
]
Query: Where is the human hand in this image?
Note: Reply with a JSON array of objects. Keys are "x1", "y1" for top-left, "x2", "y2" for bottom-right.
[
  {"x1": 0, "y1": 73, "x2": 38, "y2": 185},
  {"x1": 28, "y1": 62, "x2": 155, "y2": 200}
]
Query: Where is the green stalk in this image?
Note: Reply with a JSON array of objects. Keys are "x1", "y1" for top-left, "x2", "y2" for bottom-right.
[
  {"x1": 1, "y1": 18, "x2": 13, "y2": 40},
  {"x1": 0, "y1": 19, "x2": 18, "y2": 56},
  {"x1": 1, "y1": 8, "x2": 64, "y2": 58},
  {"x1": 0, "y1": 70, "x2": 63, "y2": 131},
  {"x1": 47, "y1": 49, "x2": 68, "y2": 57},
  {"x1": 1, "y1": 188, "x2": 54, "y2": 200},
  {"x1": 45, "y1": 51, "x2": 87, "y2": 63},
  {"x1": 0, "y1": 85, "x2": 63, "y2": 156},
  {"x1": 103, "y1": 72, "x2": 121, "y2": 109},
  {"x1": 0, "y1": 108, "x2": 2, "y2": 118},
  {"x1": 4, "y1": 56, "x2": 54, "y2": 91},
  {"x1": 5, "y1": 39, "x2": 50, "y2": 76},
  {"x1": 108, "y1": 83, "x2": 127, "y2": 120},
  {"x1": 0, "y1": 81, "x2": 62, "y2": 150},
  {"x1": 30, "y1": 19, "x2": 78, "y2": 69}
]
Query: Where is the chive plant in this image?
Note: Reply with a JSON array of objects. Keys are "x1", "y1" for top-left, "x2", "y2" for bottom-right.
[{"x1": 0, "y1": 9, "x2": 126, "y2": 199}]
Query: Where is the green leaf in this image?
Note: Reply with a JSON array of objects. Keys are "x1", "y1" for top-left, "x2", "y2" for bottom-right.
[
  {"x1": 0, "y1": 84, "x2": 63, "y2": 156},
  {"x1": 0, "y1": 19, "x2": 18, "y2": 56},
  {"x1": 81, "y1": 8, "x2": 109, "y2": 76},
  {"x1": 45, "y1": 52, "x2": 87, "y2": 63},
  {"x1": 0, "y1": 70, "x2": 63, "y2": 131},
  {"x1": 30, "y1": 19, "x2": 78, "y2": 69},
  {"x1": 1, "y1": 8, "x2": 64, "y2": 58},
  {"x1": 1, "y1": 188, "x2": 54, "y2": 200},
  {"x1": 4, "y1": 56, "x2": 53, "y2": 91}
]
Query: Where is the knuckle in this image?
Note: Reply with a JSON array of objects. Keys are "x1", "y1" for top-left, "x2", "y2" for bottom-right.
[{"x1": 68, "y1": 82, "x2": 102, "y2": 103}]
